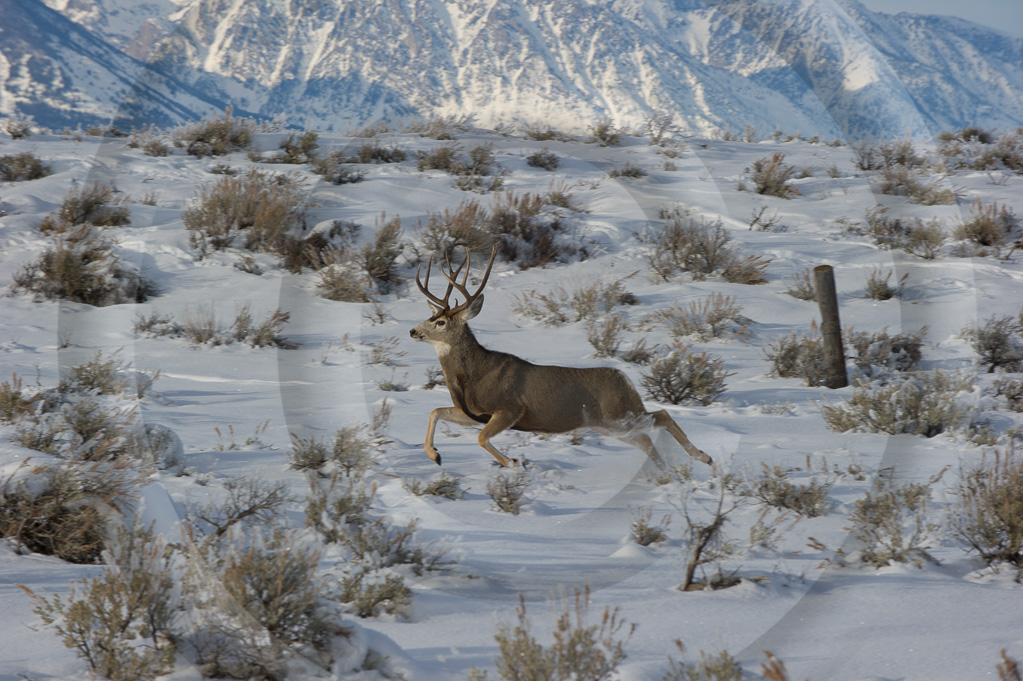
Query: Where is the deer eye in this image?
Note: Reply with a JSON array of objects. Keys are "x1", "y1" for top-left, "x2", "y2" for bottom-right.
[{"x1": 435, "y1": 320, "x2": 446, "y2": 327}]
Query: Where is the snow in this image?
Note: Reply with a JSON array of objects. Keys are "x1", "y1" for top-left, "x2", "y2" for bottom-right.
[{"x1": 1, "y1": 126, "x2": 1022, "y2": 681}]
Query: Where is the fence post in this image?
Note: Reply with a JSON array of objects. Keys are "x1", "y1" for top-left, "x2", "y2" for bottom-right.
[{"x1": 813, "y1": 265, "x2": 848, "y2": 389}]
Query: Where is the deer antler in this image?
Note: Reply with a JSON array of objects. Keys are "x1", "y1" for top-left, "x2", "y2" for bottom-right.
[
  {"x1": 415, "y1": 252, "x2": 454, "y2": 310},
  {"x1": 415, "y1": 247, "x2": 496, "y2": 318},
  {"x1": 441, "y1": 247, "x2": 496, "y2": 317}
]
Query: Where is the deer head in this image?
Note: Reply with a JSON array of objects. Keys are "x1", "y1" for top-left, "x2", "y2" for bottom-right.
[{"x1": 409, "y1": 247, "x2": 497, "y2": 356}]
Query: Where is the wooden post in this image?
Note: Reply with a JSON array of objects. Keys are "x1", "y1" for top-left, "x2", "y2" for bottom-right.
[{"x1": 813, "y1": 265, "x2": 848, "y2": 389}]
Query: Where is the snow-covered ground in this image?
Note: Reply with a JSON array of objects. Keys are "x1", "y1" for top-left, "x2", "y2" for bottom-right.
[{"x1": 1, "y1": 124, "x2": 1021, "y2": 681}]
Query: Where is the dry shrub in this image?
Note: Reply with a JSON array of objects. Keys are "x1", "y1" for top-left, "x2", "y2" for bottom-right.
[
  {"x1": 304, "y1": 474, "x2": 376, "y2": 544},
  {"x1": 183, "y1": 168, "x2": 308, "y2": 258},
  {"x1": 650, "y1": 293, "x2": 744, "y2": 342},
  {"x1": 21, "y1": 523, "x2": 177, "y2": 681},
  {"x1": 875, "y1": 166, "x2": 957, "y2": 205},
  {"x1": 0, "y1": 151, "x2": 51, "y2": 181},
  {"x1": 664, "y1": 644, "x2": 743, "y2": 681},
  {"x1": 675, "y1": 481, "x2": 743, "y2": 591},
  {"x1": 747, "y1": 152, "x2": 800, "y2": 198},
  {"x1": 349, "y1": 141, "x2": 407, "y2": 164},
  {"x1": 489, "y1": 191, "x2": 574, "y2": 268},
  {"x1": 763, "y1": 324, "x2": 827, "y2": 386},
  {"x1": 267, "y1": 131, "x2": 318, "y2": 164},
  {"x1": 403, "y1": 471, "x2": 465, "y2": 500},
  {"x1": 3, "y1": 113, "x2": 34, "y2": 139},
  {"x1": 951, "y1": 448, "x2": 1023, "y2": 580},
  {"x1": 358, "y1": 214, "x2": 405, "y2": 293},
  {"x1": 468, "y1": 588, "x2": 633, "y2": 681},
  {"x1": 173, "y1": 107, "x2": 254, "y2": 157},
  {"x1": 865, "y1": 267, "x2": 908, "y2": 300},
  {"x1": 513, "y1": 277, "x2": 636, "y2": 327},
  {"x1": 769, "y1": 325, "x2": 924, "y2": 385},
  {"x1": 590, "y1": 117, "x2": 624, "y2": 146},
  {"x1": 0, "y1": 373, "x2": 38, "y2": 423},
  {"x1": 418, "y1": 192, "x2": 577, "y2": 269},
  {"x1": 521, "y1": 122, "x2": 570, "y2": 141},
  {"x1": 998, "y1": 650, "x2": 1023, "y2": 681},
  {"x1": 1, "y1": 386, "x2": 153, "y2": 563},
  {"x1": 961, "y1": 315, "x2": 1023, "y2": 373},
  {"x1": 785, "y1": 268, "x2": 817, "y2": 300},
  {"x1": 738, "y1": 463, "x2": 833, "y2": 518},
  {"x1": 417, "y1": 143, "x2": 462, "y2": 172},
  {"x1": 859, "y1": 205, "x2": 946, "y2": 259},
  {"x1": 847, "y1": 472, "x2": 941, "y2": 567},
  {"x1": 722, "y1": 254, "x2": 770, "y2": 284},
  {"x1": 417, "y1": 198, "x2": 493, "y2": 261},
  {"x1": 649, "y1": 215, "x2": 731, "y2": 281},
  {"x1": 648, "y1": 214, "x2": 769, "y2": 284},
  {"x1": 994, "y1": 376, "x2": 1023, "y2": 412},
  {"x1": 237, "y1": 307, "x2": 298, "y2": 348},
  {"x1": 40, "y1": 182, "x2": 130, "y2": 234},
  {"x1": 339, "y1": 568, "x2": 412, "y2": 618},
  {"x1": 526, "y1": 148, "x2": 560, "y2": 171},
  {"x1": 719, "y1": 123, "x2": 761, "y2": 143},
  {"x1": 955, "y1": 199, "x2": 1019, "y2": 250},
  {"x1": 487, "y1": 469, "x2": 530, "y2": 514},
  {"x1": 141, "y1": 305, "x2": 296, "y2": 349},
  {"x1": 311, "y1": 150, "x2": 366, "y2": 184},
  {"x1": 182, "y1": 528, "x2": 343, "y2": 678},
  {"x1": 316, "y1": 265, "x2": 373, "y2": 302},
  {"x1": 630, "y1": 506, "x2": 669, "y2": 546},
  {"x1": 645, "y1": 111, "x2": 677, "y2": 146},
  {"x1": 845, "y1": 328, "x2": 925, "y2": 377},
  {"x1": 620, "y1": 338, "x2": 657, "y2": 365},
  {"x1": 12, "y1": 226, "x2": 154, "y2": 306},
  {"x1": 1, "y1": 463, "x2": 109, "y2": 563},
  {"x1": 821, "y1": 370, "x2": 976, "y2": 437},
  {"x1": 59, "y1": 350, "x2": 131, "y2": 395},
  {"x1": 607, "y1": 162, "x2": 646, "y2": 178},
  {"x1": 219, "y1": 532, "x2": 329, "y2": 648},
  {"x1": 338, "y1": 516, "x2": 448, "y2": 574},
  {"x1": 290, "y1": 425, "x2": 376, "y2": 480},
  {"x1": 641, "y1": 346, "x2": 732, "y2": 406},
  {"x1": 406, "y1": 114, "x2": 476, "y2": 139},
  {"x1": 190, "y1": 476, "x2": 290, "y2": 539},
  {"x1": 938, "y1": 127, "x2": 1023, "y2": 173},
  {"x1": 855, "y1": 138, "x2": 925, "y2": 170},
  {"x1": 586, "y1": 314, "x2": 627, "y2": 358},
  {"x1": 417, "y1": 142, "x2": 504, "y2": 193}
]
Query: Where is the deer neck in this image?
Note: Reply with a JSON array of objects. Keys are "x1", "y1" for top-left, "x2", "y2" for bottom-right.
[
  {"x1": 436, "y1": 327, "x2": 486, "y2": 368},
  {"x1": 437, "y1": 328, "x2": 496, "y2": 393},
  {"x1": 436, "y1": 328, "x2": 492, "y2": 421}
]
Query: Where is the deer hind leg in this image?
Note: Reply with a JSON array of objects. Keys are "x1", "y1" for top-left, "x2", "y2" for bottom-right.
[
  {"x1": 650, "y1": 409, "x2": 713, "y2": 465},
  {"x1": 477, "y1": 410, "x2": 523, "y2": 468},
  {"x1": 601, "y1": 429, "x2": 667, "y2": 470},
  {"x1": 424, "y1": 406, "x2": 482, "y2": 466}
]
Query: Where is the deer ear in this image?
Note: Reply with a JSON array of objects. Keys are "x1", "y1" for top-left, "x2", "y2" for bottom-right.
[
  {"x1": 428, "y1": 302, "x2": 444, "y2": 317},
  {"x1": 456, "y1": 294, "x2": 484, "y2": 321}
]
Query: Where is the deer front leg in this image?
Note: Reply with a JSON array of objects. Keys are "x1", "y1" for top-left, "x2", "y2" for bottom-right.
[
  {"x1": 650, "y1": 409, "x2": 713, "y2": 465},
  {"x1": 477, "y1": 410, "x2": 524, "y2": 468},
  {"x1": 424, "y1": 406, "x2": 483, "y2": 466}
]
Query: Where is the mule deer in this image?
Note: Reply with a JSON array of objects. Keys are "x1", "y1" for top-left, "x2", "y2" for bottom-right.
[{"x1": 409, "y1": 247, "x2": 713, "y2": 469}]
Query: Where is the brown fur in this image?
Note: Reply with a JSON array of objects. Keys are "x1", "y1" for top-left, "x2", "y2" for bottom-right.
[{"x1": 410, "y1": 249, "x2": 713, "y2": 469}]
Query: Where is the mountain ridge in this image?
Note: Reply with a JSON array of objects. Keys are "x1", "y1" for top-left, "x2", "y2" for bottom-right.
[{"x1": 5, "y1": 0, "x2": 1023, "y2": 140}]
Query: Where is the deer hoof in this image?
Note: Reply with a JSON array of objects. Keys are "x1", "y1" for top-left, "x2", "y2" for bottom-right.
[{"x1": 434, "y1": 452, "x2": 442, "y2": 466}]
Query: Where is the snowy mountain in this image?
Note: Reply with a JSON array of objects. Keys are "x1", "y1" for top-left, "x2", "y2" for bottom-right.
[
  {"x1": 0, "y1": 0, "x2": 240, "y2": 130},
  {"x1": 6, "y1": 0, "x2": 1023, "y2": 140}
]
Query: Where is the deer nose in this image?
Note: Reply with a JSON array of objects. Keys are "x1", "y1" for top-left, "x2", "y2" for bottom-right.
[{"x1": 409, "y1": 328, "x2": 419, "y2": 339}]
